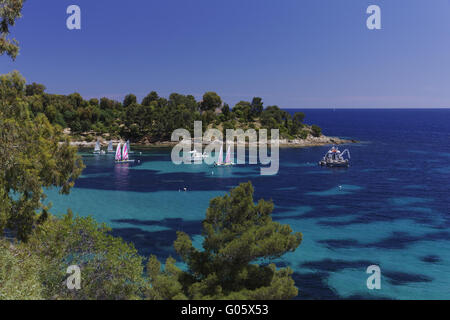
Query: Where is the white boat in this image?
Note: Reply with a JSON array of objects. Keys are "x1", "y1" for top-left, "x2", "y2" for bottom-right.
[
  {"x1": 215, "y1": 145, "x2": 234, "y2": 166},
  {"x1": 115, "y1": 141, "x2": 135, "y2": 163},
  {"x1": 319, "y1": 146, "x2": 350, "y2": 167},
  {"x1": 189, "y1": 149, "x2": 208, "y2": 161},
  {"x1": 93, "y1": 140, "x2": 105, "y2": 155},
  {"x1": 107, "y1": 141, "x2": 114, "y2": 154}
]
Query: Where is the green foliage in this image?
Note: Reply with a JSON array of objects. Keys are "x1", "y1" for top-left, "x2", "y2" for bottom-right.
[
  {"x1": 311, "y1": 124, "x2": 322, "y2": 137},
  {"x1": 146, "y1": 255, "x2": 187, "y2": 300},
  {"x1": 0, "y1": 71, "x2": 84, "y2": 241},
  {"x1": 0, "y1": 0, "x2": 24, "y2": 60},
  {"x1": 141, "y1": 91, "x2": 158, "y2": 106},
  {"x1": 251, "y1": 97, "x2": 263, "y2": 117},
  {"x1": 299, "y1": 129, "x2": 308, "y2": 140},
  {"x1": 0, "y1": 239, "x2": 44, "y2": 299},
  {"x1": 6, "y1": 77, "x2": 317, "y2": 142},
  {"x1": 201, "y1": 92, "x2": 222, "y2": 111},
  {"x1": 26, "y1": 211, "x2": 145, "y2": 300},
  {"x1": 171, "y1": 182, "x2": 302, "y2": 299},
  {"x1": 25, "y1": 82, "x2": 46, "y2": 96},
  {"x1": 123, "y1": 94, "x2": 137, "y2": 107}
]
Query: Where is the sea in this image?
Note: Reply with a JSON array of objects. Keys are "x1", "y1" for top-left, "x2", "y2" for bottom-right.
[{"x1": 46, "y1": 109, "x2": 450, "y2": 300}]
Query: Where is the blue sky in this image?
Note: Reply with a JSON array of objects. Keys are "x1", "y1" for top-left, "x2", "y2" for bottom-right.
[{"x1": 1, "y1": 0, "x2": 449, "y2": 108}]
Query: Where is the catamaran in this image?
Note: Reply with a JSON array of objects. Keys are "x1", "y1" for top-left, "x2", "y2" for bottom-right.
[
  {"x1": 319, "y1": 146, "x2": 350, "y2": 167},
  {"x1": 115, "y1": 142, "x2": 134, "y2": 163},
  {"x1": 93, "y1": 140, "x2": 105, "y2": 155},
  {"x1": 214, "y1": 145, "x2": 234, "y2": 166},
  {"x1": 189, "y1": 149, "x2": 208, "y2": 161}
]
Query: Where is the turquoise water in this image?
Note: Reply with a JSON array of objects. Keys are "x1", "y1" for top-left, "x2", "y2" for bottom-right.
[{"x1": 46, "y1": 109, "x2": 450, "y2": 299}]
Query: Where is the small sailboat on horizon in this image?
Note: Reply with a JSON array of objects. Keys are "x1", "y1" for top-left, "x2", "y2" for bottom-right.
[
  {"x1": 93, "y1": 140, "x2": 105, "y2": 155},
  {"x1": 214, "y1": 145, "x2": 234, "y2": 167},
  {"x1": 107, "y1": 141, "x2": 114, "y2": 154}
]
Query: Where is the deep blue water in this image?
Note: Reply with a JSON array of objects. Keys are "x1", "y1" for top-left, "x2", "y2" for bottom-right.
[{"x1": 47, "y1": 109, "x2": 450, "y2": 300}]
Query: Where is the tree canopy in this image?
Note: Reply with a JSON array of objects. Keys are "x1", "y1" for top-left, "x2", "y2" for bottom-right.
[
  {"x1": 165, "y1": 182, "x2": 302, "y2": 299},
  {"x1": 0, "y1": 71, "x2": 84, "y2": 241},
  {"x1": 0, "y1": 0, "x2": 24, "y2": 60}
]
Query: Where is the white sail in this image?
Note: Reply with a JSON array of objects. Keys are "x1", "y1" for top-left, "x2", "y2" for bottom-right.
[
  {"x1": 115, "y1": 143, "x2": 122, "y2": 161},
  {"x1": 107, "y1": 141, "x2": 113, "y2": 153},
  {"x1": 225, "y1": 145, "x2": 231, "y2": 164},
  {"x1": 217, "y1": 147, "x2": 223, "y2": 165},
  {"x1": 94, "y1": 140, "x2": 101, "y2": 152},
  {"x1": 126, "y1": 140, "x2": 131, "y2": 153}
]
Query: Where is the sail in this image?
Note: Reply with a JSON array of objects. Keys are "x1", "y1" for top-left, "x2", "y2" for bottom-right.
[
  {"x1": 126, "y1": 140, "x2": 131, "y2": 153},
  {"x1": 217, "y1": 147, "x2": 223, "y2": 165},
  {"x1": 115, "y1": 143, "x2": 122, "y2": 161},
  {"x1": 122, "y1": 142, "x2": 129, "y2": 161},
  {"x1": 225, "y1": 145, "x2": 231, "y2": 164},
  {"x1": 94, "y1": 140, "x2": 101, "y2": 152},
  {"x1": 107, "y1": 141, "x2": 113, "y2": 152}
]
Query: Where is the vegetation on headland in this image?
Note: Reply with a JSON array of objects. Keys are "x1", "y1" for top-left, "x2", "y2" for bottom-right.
[
  {"x1": 0, "y1": 2, "x2": 304, "y2": 300},
  {"x1": 23, "y1": 83, "x2": 324, "y2": 144}
]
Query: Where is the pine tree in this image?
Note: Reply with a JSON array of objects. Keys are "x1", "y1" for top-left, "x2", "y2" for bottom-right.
[{"x1": 171, "y1": 182, "x2": 302, "y2": 299}]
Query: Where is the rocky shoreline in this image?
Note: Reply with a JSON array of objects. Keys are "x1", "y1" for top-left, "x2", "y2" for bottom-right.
[{"x1": 68, "y1": 135, "x2": 356, "y2": 149}]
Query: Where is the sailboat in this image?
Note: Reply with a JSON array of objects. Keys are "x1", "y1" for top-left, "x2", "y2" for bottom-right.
[
  {"x1": 115, "y1": 142, "x2": 135, "y2": 163},
  {"x1": 93, "y1": 140, "x2": 105, "y2": 154},
  {"x1": 126, "y1": 140, "x2": 135, "y2": 154},
  {"x1": 215, "y1": 147, "x2": 223, "y2": 166},
  {"x1": 107, "y1": 141, "x2": 114, "y2": 154},
  {"x1": 214, "y1": 145, "x2": 234, "y2": 166}
]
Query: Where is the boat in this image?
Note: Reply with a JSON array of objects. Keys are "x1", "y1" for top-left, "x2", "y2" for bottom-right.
[
  {"x1": 126, "y1": 140, "x2": 135, "y2": 154},
  {"x1": 93, "y1": 140, "x2": 105, "y2": 155},
  {"x1": 189, "y1": 149, "x2": 208, "y2": 161},
  {"x1": 319, "y1": 146, "x2": 350, "y2": 167},
  {"x1": 115, "y1": 142, "x2": 135, "y2": 163},
  {"x1": 107, "y1": 141, "x2": 115, "y2": 154},
  {"x1": 215, "y1": 145, "x2": 234, "y2": 166}
]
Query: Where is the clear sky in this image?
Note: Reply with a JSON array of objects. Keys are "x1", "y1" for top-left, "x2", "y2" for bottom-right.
[{"x1": 1, "y1": 0, "x2": 449, "y2": 108}]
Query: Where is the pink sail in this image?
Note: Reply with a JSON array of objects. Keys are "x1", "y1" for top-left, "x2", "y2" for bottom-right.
[
  {"x1": 122, "y1": 142, "x2": 128, "y2": 161},
  {"x1": 217, "y1": 147, "x2": 223, "y2": 165},
  {"x1": 115, "y1": 143, "x2": 122, "y2": 161},
  {"x1": 225, "y1": 145, "x2": 231, "y2": 164}
]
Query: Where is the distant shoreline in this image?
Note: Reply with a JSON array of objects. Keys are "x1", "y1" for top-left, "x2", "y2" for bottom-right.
[{"x1": 69, "y1": 135, "x2": 357, "y2": 149}]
